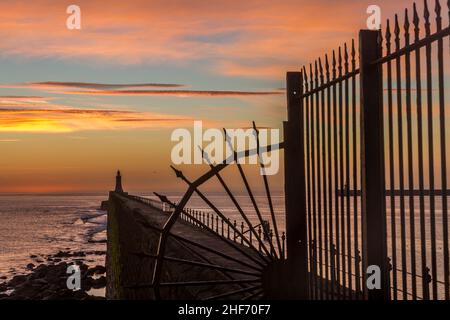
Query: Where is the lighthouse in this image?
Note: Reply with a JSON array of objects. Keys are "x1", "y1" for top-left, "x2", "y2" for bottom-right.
[{"x1": 115, "y1": 170, "x2": 124, "y2": 193}]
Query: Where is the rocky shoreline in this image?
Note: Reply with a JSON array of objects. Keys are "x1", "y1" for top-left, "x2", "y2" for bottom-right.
[{"x1": 0, "y1": 250, "x2": 106, "y2": 300}]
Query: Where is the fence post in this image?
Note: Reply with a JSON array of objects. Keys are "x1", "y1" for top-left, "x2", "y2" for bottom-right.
[
  {"x1": 359, "y1": 30, "x2": 389, "y2": 300},
  {"x1": 283, "y1": 71, "x2": 309, "y2": 299}
]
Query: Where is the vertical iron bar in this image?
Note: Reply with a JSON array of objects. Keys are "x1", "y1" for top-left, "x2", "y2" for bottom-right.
[
  {"x1": 351, "y1": 39, "x2": 361, "y2": 297},
  {"x1": 412, "y1": 4, "x2": 429, "y2": 300},
  {"x1": 359, "y1": 29, "x2": 389, "y2": 300},
  {"x1": 325, "y1": 55, "x2": 335, "y2": 300},
  {"x1": 319, "y1": 58, "x2": 330, "y2": 299},
  {"x1": 338, "y1": 47, "x2": 347, "y2": 299},
  {"x1": 304, "y1": 66, "x2": 315, "y2": 299},
  {"x1": 386, "y1": 20, "x2": 399, "y2": 300},
  {"x1": 404, "y1": 9, "x2": 418, "y2": 300},
  {"x1": 424, "y1": 1, "x2": 438, "y2": 299},
  {"x1": 344, "y1": 43, "x2": 353, "y2": 298},
  {"x1": 436, "y1": 0, "x2": 449, "y2": 299},
  {"x1": 310, "y1": 64, "x2": 319, "y2": 300},
  {"x1": 315, "y1": 59, "x2": 326, "y2": 300},
  {"x1": 332, "y1": 51, "x2": 341, "y2": 299},
  {"x1": 394, "y1": 14, "x2": 409, "y2": 300},
  {"x1": 315, "y1": 60, "x2": 324, "y2": 300}
]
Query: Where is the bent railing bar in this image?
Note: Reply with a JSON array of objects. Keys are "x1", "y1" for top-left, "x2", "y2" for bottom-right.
[
  {"x1": 221, "y1": 141, "x2": 284, "y2": 166},
  {"x1": 223, "y1": 128, "x2": 279, "y2": 259},
  {"x1": 242, "y1": 289, "x2": 265, "y2": 300},
  {"x1": 131, "y1": 251, "x2": 261, "y2": 277},
  {"x1": 126, "y1": 278, "x2": 262, "y2": 289},
  {"x1": 155, "y1": 192, "x2": 267, "y2": 269},
  {"x1": 203, "y1": 285, "x2": 263, "y2": 301},
  {"x1": 168, "y1": 231, "x2": 263, "y2": 272},
  {"x1": 152, "y1": 185, "x2": 195, "y2": 299},
  {"x1": 200, "y1": 162, "x2": 274, "y2": 261},
  {"x1": 202, "y1": 146, "x2": 275, "y2": 260},
  {"x1": 152, "y1": 161, "x2": 232, "y2": 299},
  {"x1": 166, "y1": 170, "x2": 269, "y2": 265},
  {"x1": 252, "y1": 121, "x2": 283, "y2": 257}
]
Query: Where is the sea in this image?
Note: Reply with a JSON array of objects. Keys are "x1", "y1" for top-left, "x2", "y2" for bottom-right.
[
  {"x1": 0, "y1": 192, "x2": 448, "y2": 299},
  {"x1": 0, "y1": 194, "x2": 108, "y2": 283}
]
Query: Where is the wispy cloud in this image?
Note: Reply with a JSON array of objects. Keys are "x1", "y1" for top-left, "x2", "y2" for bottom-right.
[
  {"x1": 0, "y1": 138, "x2": 20, "y2": 142},
  {"x1": 0, "y1": 96, "x2": 51, "y2": 105},
  {"x1": 0, "y1": 107, "x2": 193, "y2": 133},
  {"x1": 62, "y1": 89, "x2": 283, "y2": 97},
  {"x1": 1, "y1": 83, "x2": 282, "y2": 97},
  {"x1": 21, "y1": 81, "x2": 184, "y2": 90}
]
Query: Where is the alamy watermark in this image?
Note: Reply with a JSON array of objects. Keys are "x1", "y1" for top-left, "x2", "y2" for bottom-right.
[
  {"x1": 66, "y1": 5, "x2": 81, "y2": 30},
  {"x1": 366, "y1": 5, "x2": 382, "y2": 30},
  {"x1": 66, "y1": 265, "x2": 81, "y2": 291},
  {"x1": 171, "y1": 121, "x2": 280, "y2": 175}
]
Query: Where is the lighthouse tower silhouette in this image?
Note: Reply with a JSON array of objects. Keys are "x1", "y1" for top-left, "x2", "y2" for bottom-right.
[{"x1": 115, "y1": 170, "x2": 124, "y2": 193}]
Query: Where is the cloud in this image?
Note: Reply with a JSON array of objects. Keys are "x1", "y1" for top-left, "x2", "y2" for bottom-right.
[
  {"x1": 0, "y1": 139, "x2": 20, "y2": 142},
  {"x1": 0, "y1": 96, "x2": 47, "y2": 100},
  {"x1": 0, "y1": 0, "x2": 410, "y2": 78},
  {"x1": 0, "y1": 96, "x2": 51, "y2": 104},
  {"x1": 0, "y1": 83, "x2": 282, "y2": 98},
  {"x1": 62, "y1": 89, "x2": 283, "y2": 97},
  {"x1": 0, "y1": 107, "x2": 193, "y2": 133},
  {"x1": 23, "y1": 81, "x2": 184, "y2": 90}
]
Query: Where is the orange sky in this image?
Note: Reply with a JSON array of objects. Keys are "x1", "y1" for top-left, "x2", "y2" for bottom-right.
[{"x1": 0, "y1": 0, "x2": 440, "y2": 193}]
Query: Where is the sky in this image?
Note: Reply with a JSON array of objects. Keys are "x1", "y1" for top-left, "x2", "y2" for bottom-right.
[{"x1": 0, "y1": 0, "x2": 434, "y2": 193}]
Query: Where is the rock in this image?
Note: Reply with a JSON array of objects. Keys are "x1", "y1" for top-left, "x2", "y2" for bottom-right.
[
  {"x1": 33, "y1": 279, "x2": 48, "y2": 286},
  {"x1": 26, "y1": 263, "x2": 35, "y2": 270},
  {"x1": 89, "y1": 276, "x2": 106, "y2": 289},
  {"x1": 73, "y1": 290, "x2": 89, "y2": 300},
  {"x1": 86, "y1": 266, "x2": 106, "y2": 276},
  {"x1": 0, "y1": 283, "x2": 8, "y2": 292},
  {"x1": 100, "y1": 200, "x2": 109, "y2": 211},
  {"x1": 54, "y1": 251, "x2": 71, "y2": 258},
  {"x1": 73, "y1": 251, "x2": 86, "y2": 257},
  {"x1": 4, "y1": 258, "x2": 103, "y2": 300},
  {"x1": 87, "y1": 265, "x2": 106, "y2": 276},
  {"x1": 88, "y1": 239, "x2": 107, "y2": 244},
  {"x1": 14, "y1": 283, "x2": 40, "y2": 298},
  {"x1": 9, "y1": 275, "x2": 27, "y2": 286},
  {"x1": 33, "y1": 264, "x2": 48, "y2": 278},
  {"x1": 30, "y1": 255, "x2": 37, "y2": 259}
]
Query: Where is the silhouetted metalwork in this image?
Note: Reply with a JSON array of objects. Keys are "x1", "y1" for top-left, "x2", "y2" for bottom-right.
[
  {"x1": 122, "y1": 131, "x2": 285, "y2": 300},
  {"x1": 120, "y1": 0, "x2": 448, "y2": 301},
  {"x1": 297, "y1": 0, "x2": 449, "y2": 300}
]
